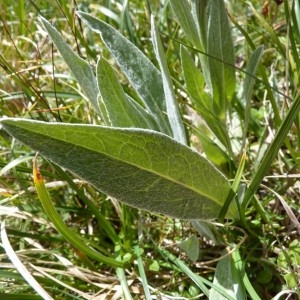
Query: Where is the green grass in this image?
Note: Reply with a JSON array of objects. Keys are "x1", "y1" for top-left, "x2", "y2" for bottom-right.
[{"x1": 1, "y1": 0, "x2": 299, "y2": 299}]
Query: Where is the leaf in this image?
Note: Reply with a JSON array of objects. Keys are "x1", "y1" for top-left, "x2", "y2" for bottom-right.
[
  {"x1": 180, "y1": 45, "x2": 231, "y2": 157},
  {"x1": 192, "y1": 127, "x2": 231, "y2": 170},
  {"x1": 180, "y1": 45, "x2": 208, "y2": 109},
  {"x1": 178, "y1": 235, "x2": 199, "y2": 262},
  {"x1": 169, "y1": 0, "x2": 202, "y2": 50},
  {"x1": 209, "y1": 250, "x2": 246, "y2": 300},
  {"x1": 191, "y1": 0, "x2": 212, "y2": 89},
  {"x1": 191, "y1": 220, "x2": 223, "y2": 245},
  {"x1": 234, "y1": 250, "x2": 261, "y2": 300},
  {"x1": 206, "y1": 0, "x2": 236, "y2": 119},
  {"x1": 0, "y1": 118, "x2": 236, "y2": 220},
  {"x1": 151, "y1": 15, "x2": 187, "y2": 144},
  {"x1": 242, "y1": 46, "x2": 264, "y2": 148},
  {"x1": 76, "y1": 11, "x2": 171, "y2": 135},
  {"x1": 39, "y1": 17, "x2": 101, "y2": 115},
  {"x1": 96, "y1": 57, "x2": 159, "y2": 129},
  {"x1": 175, "y1": 0, "x2": 236, "y2": 119},
  {"x1": 243, "y1": 46, "x2": 264, "y2": 106}
]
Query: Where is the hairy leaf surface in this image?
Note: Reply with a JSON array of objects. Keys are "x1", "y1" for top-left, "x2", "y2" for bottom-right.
[
  {"x1": 96, "y1": 57, "x2": 158, "y2": 129},
  {"x1": 77, "y1": 11, "x2": 171, "y2": 135},
  {"x1": 39, "y1": 17, "x2": 100, "y2": 115},
  {"x1": 0, "y1": 118, "x2": 236, "y2": 220}
]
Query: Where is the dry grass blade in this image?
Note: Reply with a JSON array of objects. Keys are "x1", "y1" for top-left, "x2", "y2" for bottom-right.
[
  {"x1": 28, "y1": 264, "x2": 92, "y2": 299},
  {"x1": 0, "y1": 220, "x2": 54, "y2": 300}
]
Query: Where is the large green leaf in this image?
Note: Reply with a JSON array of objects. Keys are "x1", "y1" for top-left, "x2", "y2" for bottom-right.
[
  {"x1": 76, "y1": 11, "x2": 171, "y2": 135},
  {"x1": 0, "y1": 118, "x2": 236, "y2": 220}
]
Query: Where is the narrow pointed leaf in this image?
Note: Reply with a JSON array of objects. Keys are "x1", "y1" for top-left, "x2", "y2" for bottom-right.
[
  {"x1": 39, "y1": 17, "x2": 100, "y2": 115},
  {"x1": 151, "y1": 15, "x2": 187, "y2": 144},
  {"x1": 242, "y1": 46, "x2": 264, "y2": 147},
  {"x1": 243, "y1": 46, "x2": 264, "y2": 104},
  {"x1": 191, "y1": 0, "x2": 211, "y2": 89},
  {"x1": 180, "y1": 45, "x2": 209, "y2": 110},
  {"x1": 96, "y1": 57, "x2": 158, "y2": 129},
  {"x1": 0, "y1": 118, "x2": 236, "y2": 220},
  {"x1": 169, "y1": 0, "x2": 202, "y2": 50},
  {"x1": 76, "y1": 11, "x2": 171, "y2": 135},
  {"x1": 206, "y1": 0, "x2": 236, "y2": 118},
  {"x1": 127, "y1": 95, "x2": 160, "y2": 131},
  {"x1": 191, "y1": 220, "x2": 223, "y2": 245},
  {"x1": 193, "y1": 127, "x2": 230, "y2": 169}
]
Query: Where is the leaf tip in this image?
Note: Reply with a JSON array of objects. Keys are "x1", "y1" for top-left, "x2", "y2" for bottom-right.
[{"x1": 33, "y1": 153, "x2": 43, "y2": 185}]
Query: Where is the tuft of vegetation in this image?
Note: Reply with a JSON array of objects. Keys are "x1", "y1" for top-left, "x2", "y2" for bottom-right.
[{"x1": 0, "y1": 0, "x2": 299, "y2": 299}]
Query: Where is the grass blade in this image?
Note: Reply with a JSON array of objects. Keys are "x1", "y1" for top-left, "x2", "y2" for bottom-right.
[
  {"x1": 133, "y1": 244, "x2": 152, "y2": 300},
  {"x1": 242, "y1": 94, "x2": 300, "y2": 214},
  {"x1": 116, "y1": 267, "x2": 133, "y2": 300},
  {"x1": 32, "y1": 154, "x2": 124, "y2": 268},
  {"x1": 158, "y1": 245, "x2": 237, "y2": 299},
  {"x1": 0, "y1": 155, "x2": 33, "y2": 177}
]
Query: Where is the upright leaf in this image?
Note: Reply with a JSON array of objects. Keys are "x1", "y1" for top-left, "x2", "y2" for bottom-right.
[
  {"x1": 0, "y1": 118, "x2": 236, "y2": 220},
  {"x1": 180, "y1": 45, "x2": 232, "y2": 160},
  {"x1": 39, "y1": 17, "x2": 100, "y2": 115},
  {"x1": 96, "y1": 57, "x2": 159, "y2": 129},
  {"x1": 169, "y1": 0, "x2": 202, "y2": 50},
  {"x1": 191, "y1": 0, "x2": 212, "y2": 89},
  {"x1": 209, "y1": 250, "x2": 246, "y2": 300},
  {"x1": 241, "y1": 46, "x2": 264, "y2": 149},
  {"x1": 180, "y1": 45, "x2": 209, "y2": 110},
  {"x1": 76, "y1": 11, "x2": 171, "y2": 135},
  {"x1": 180, "y1": 45, "x2": 227, "y2": 166},
  {"x1": 151, "y1": 15, "x2": 187, "y2": 145},
  {"x1": 206, "y1": 0, "x2": 236, "y2": 119}
]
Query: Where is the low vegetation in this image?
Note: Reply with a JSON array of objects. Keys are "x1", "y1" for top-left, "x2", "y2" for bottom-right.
[{"x1": 0, "y1": 1, "x2": 299, "y2": 299}]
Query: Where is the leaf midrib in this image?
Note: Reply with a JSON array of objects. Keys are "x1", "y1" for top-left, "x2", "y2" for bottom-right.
[{"x1": 18, "y1": 123, "x2": 218, "y2": 201}]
